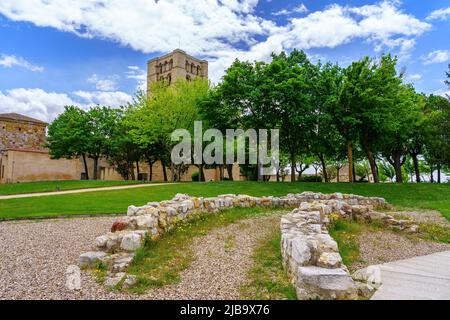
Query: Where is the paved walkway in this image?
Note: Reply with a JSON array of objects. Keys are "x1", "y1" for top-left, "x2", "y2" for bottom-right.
[
  {"x1": 0, "y1": 182, "x2": 175, "y2": 200},
  {"x1": 370, "y1": 250, "x2": 450, "y2": 300}
]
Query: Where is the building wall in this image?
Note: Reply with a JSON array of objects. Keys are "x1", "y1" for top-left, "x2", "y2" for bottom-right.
[
  {"x1": 0, "y1": 150, "x2": 80, "y2": 183},
  {"x1": 0, "y1": 119, "x2": 47, "y2": 152}
]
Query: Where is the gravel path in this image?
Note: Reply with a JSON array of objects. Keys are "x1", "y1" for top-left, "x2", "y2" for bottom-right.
[
  {"x1": 351, "y1": 230, "x2": 450, "y2": 272},
  {"x1": 0, "y1": 214, "x2": 281, "y2": 300},
  {"x1": 0, "y1": 216, "x2": 130, "y2": 300},
  {"x1": 392, "y1": 210, "x2": 450, "y2": 227}
]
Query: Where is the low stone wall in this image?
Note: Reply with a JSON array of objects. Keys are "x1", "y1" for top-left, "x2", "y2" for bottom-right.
[{"x1": 78, "y1": 192, "x2": 418, "y2": 297}]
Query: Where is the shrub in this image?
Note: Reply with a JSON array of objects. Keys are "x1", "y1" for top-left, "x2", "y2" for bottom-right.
[
  {"x1": 300, "y1": 175, "x2": 323, "y2": 182},
  {"x1": 191, "y1": 171, "x2": 200, "y2": 182}
]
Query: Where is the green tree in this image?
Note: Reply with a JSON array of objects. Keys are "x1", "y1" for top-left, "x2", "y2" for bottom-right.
[
  {"x1": 46, "y1": 105, "x2": 90, "y2": 180},
  {"x1": 380, "y1": 85, "x2": 421, "y2": 183},
  {"x1": 424, "y1": 94, "x2": 450, "y2": 183},
  {"x1": 267, "y1": 50, "x2": 315, "y2": 182},
  {"x1": 84, "y1": 106, "x2": 121, "y2": 180},
  {"x1": 128, "y1": 79, "x2": 209, "y2": 182},
  {"x1": 108, "y1": 107, "x2": 143, "y2": 180}
]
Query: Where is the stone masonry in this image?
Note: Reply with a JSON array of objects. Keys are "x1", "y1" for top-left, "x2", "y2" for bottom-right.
[
  {"x1": 147, "y1": 49, "x2": 208, "y2": 96},
  {"x1": 79, "y1": 192, "x2": 419, "y2": 298}
]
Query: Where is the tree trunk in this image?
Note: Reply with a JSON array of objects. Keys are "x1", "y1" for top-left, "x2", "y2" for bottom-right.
[
  {"x1": 347, "y1": 141, "x2": 354, "y2": 183},
  {"x1": 82, "y1": 154, "x2": 89, "y2": 180},
  {"x1": 130, "y1": 162, "x2": 136, "y2": 181},
  {"x1": 430, "y1": 165, "x2": 434, "y2": 183},
  {"x1": 161, "y1": 159, "x2": 168, "y2": 182},
  {"x1": 290, "y1": 157, "x2": 296, "y2": 183},
  {"x1": 366, "y1": 150, "x2": 379, "y2": 183},
  {"x1": 136, "y1": 161, "x2": 140, "y2": 180},
  {"x1": 219, "y1": 165, "x2": 224, "y2": 181},
  {"x1": 199, "y1": 164, "x2": 205, "y2": 182},
  {"x1": 336, "y1": 166, "x2": 340, "y2": 183},
  {"x1": 437, "y1": 164, "x2": 441, "y2": 184},
  {"x1": 276, "y1": 170, "x2": 280, "y2": 182},
  {"x1": 93, "y1": 156, "x2": 99, "y2": 180},
  {"x1": 319, "y1": 155, "x2": 328, "y2": 183},
  {"x1": 226, "y1": 164, "x2": 234, "y2": 181},
  {"x1": 393, "y1": 154, "x2": 403, "y2": 183},
  {"x1": 412, "y1": 154, "x2": 420, "y2": 183}
]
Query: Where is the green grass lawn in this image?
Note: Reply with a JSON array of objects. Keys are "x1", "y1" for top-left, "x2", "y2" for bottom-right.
[
  {"x1": 0, "y1": 180, "x2": 152, "y2": 196},
  {"x1": 0, "y1": 181, "x2": 449, "y2": 220}
]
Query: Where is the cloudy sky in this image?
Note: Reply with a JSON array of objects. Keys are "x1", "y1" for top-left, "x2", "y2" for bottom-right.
[{"x1": 0, "y1": 0, "x2": 449, "y2": 122}]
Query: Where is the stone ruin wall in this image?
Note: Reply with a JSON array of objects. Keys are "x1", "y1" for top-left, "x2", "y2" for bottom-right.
[{"x1": 79, "y1": 192, "x2": 419, "y2": 298}]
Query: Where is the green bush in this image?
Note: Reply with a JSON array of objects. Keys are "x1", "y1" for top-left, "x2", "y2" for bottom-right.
[
  {"x1": 300, "y1": 175, "x2": 323, "y2": 182},
  {"x1": 191, "y1": 171, "x2": 200, "y2": 182}
]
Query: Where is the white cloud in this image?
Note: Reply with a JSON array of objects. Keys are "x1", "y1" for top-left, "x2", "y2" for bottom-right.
[
  {"x1": 0, "y1": 88, "x2": 74, "y2": 122},
  {"x1": 273, "y1": 4, "x2": 308, "y2": 16},
  {"x1": 0, "y1": 88, "x2": 132, "y2": 122},
  {"x1": 0, "y1": 54, "x2": 44, "y2": 72},
  {"x1": 0, "y1": 1, "x2": 432, "y2": 82},
  {"x1": 406, "y1": 73, "x2": 422, "y2": 81},
  {"x1": 422, "y1": 50, "x2": 450, "y2": 65},
  {"x1": 426, "y1": 6, "x2": 450, "y2": 21},
  {"x1": 126, "y1": 66, "x2": 147, "y2": 92},
  {"x1": 87, "y1": 74, "x2": 120, "y2": 91},
  {"x1": 73, "y1": 90, "x2": 132, "y2": 107}
]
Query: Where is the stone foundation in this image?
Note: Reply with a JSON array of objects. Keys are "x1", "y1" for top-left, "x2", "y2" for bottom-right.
[{"x1": 78, "y1": 192, "x2": 418, "y2": 298}]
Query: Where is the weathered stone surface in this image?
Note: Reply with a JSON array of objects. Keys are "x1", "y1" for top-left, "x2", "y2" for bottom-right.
[
  {"x1": 94, "y1": 235, "x2": 109, "y2": 249},
  {"x1": 127, "y1": 205, "x2": 138, "y2": 216},
  {"x1": 122, "y1": 275, "x2": 137, "y2": 289},
  {"x1": 104, "y1": 272, "x2": 125, "y2": 288},
  {"x1": 297, "y1": 266, "x2": 358, "y2": 300},
  {"x1": 78, "y1": 251, "x2": 107, "y2": 267},
  {"x1": 136, "y1": 214, "x2": 156, "y2": 229},
  {"x1": 120, "y1": 233, "x2": 143, "y2": 252},
  {"x1": 317, "y1": 252, "x2": 342, "y2": 269},
  {"x1": 111, "y1": 221, "x2": 128, "y2": 233}
]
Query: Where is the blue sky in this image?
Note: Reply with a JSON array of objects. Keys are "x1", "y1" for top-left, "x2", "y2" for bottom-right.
[{"x1": 0, "y1": 0, "x2": 449, "y2": 122}]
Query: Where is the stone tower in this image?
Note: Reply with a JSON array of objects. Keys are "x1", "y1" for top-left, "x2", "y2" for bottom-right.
[{"x1": 147, "y1": 49, "x2": 208, "y2": 95}]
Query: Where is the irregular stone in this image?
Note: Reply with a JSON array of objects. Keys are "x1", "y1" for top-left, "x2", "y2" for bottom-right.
[
  {"x1": 122, "y1": 275, "x2": 137, "y2": 289},
  {"x1": 317, "y1": 252, "x2": 342, "y2": 269},
  {"x1": 94, "y1": 235, "x2": 109, "y2": 249},
  {"x1": 136, "y1": 214, "x2": 156, "y2": 229},
  {"x1": 104, "y1": 272, "x2": 125, "y2": 288},
  {"x1": 111, "y1": 221, "x2": 128, "y2": 233},
  {"x1": 120, "y1": 233, "x2": 143, "y2": 252},
  {"x1": 78, "y1": 251, "x2": 107, "y2": 267},
  {"x1": 290, "y1": 237, "x2": 311, "y2": 266},
  {"x1": 127, "y1": 205, "x2": 138, "y2": 216},
  {"x1": 297, "y1": 266, "x2": 358, "y2": 300}
]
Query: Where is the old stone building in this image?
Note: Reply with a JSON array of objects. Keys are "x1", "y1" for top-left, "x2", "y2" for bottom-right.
[
  {"x1": 147, "y1": 49, "x2": 208, "y2": 95},
  {"x1": 0, "y1": 113, "x2": 82, "y2": 183}
]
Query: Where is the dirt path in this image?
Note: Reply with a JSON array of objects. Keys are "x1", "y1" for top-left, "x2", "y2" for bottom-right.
[
  {"x1": 142, "y1": 214, "x2": 281, "y2": 300},
  {"x1": 0, "y1": 182, "x2": 175, "y2": 200},
  {"x1": 0, "y1": 214, "x2": 280, "y2": 300}
]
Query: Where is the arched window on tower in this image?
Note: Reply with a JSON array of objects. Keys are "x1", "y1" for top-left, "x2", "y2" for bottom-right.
[
  {"x1": 196, "y1": 65, "x2": 200, "y2": 75},
  {"x1": 191, "y1": 63, "x2": 195, "y2": 74},
  {"x1": 169, "y1": 59, "x2": 173, "y2": 70},
  {"x1": 167, "y1": 73, "x2": 172, "y2": 85},
  {"x1": 185, "y1": 60, "x2": 189, "y2": 72},
  {"x1": 164, "y1": 61, "x2": 168, "y2": 72},
  {"x1": 159, "y1": 63, "x2": 163, "y2": 73}
]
